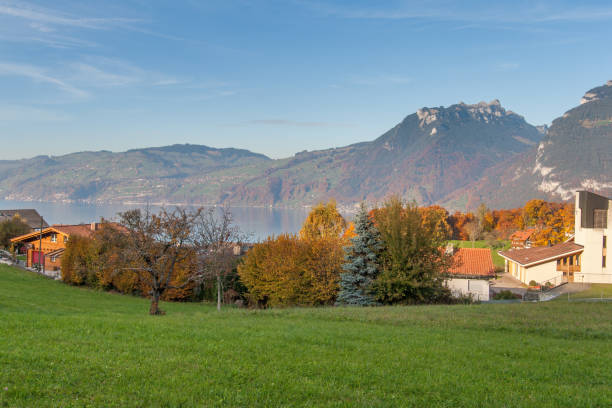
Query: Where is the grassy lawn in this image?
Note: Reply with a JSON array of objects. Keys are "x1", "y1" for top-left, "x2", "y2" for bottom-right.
[
  {"x1": 562, "y1": 283, "x2": 612, "y2": 301},
  {"x1": 448, "y1": 240, "x2": 510, "y2": 269},
  {"x1": 1, "y1": 265, "x2": 612, "y2": 407}
]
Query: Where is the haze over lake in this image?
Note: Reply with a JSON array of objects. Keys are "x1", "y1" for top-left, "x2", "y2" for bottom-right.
[{"x1": 0, "y1": 200, "x2": 311, "y2": 240}]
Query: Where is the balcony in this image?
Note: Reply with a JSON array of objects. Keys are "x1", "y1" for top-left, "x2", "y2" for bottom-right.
[{"x1": 556, "y1": 264, "x2": 580, "y2": 273}]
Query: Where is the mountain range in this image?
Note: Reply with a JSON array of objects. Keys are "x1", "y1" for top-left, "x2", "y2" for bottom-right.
[{"x1": 1, "y1": 81, "x2": 610, "y2": 210}]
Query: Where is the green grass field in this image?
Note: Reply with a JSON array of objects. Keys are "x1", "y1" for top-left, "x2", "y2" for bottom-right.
[
  {"x1": 447, "y1": 240, "x2": 510, "y2": 269},
  {"x1": 1, "y1": 265, "x2": 612, "y2": 407}
]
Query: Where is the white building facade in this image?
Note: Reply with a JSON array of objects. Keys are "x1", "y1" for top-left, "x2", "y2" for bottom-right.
[{"x1": 574, "y1": 191, "x2": 610, "y2": 283}]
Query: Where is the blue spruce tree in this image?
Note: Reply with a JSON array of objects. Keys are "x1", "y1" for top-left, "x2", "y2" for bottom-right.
[{"x1": 336, "y1": 204, "x2": 382, "y2": 306}]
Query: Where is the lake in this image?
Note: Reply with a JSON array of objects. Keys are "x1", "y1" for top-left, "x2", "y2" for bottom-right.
[{"x1": 0, "y1": 200, "x2": 313, "y2": 241}]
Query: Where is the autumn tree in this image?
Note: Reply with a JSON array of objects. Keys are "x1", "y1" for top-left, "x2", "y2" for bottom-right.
[
  {"x1": 238, "y1": 234, "x2": 343, "y2": 307},
  {"x1": 300, "y1": 200, "x2": 347, "y2": 240},
  {"x1": 371, "y1": 196, "x2": 452, "y2": 304},
  {"x1": 119, "y1": 207, "x2": 201, "y2": 315},
  {"x1": 61, "y1": 235, "x2": 100, "y2": 286},
  {"x1": 0, "y1": 215, "x2": 31, "y2": 249},
  {"x1": 448, "y1": 211, "x2": 475, "y2": 240},
  {"x1": 336, "y1": 204, "x2": 382, "y2": 306},
  {"x1": 193, "y1": 206, "x2": 246, "y2": 311},
  {"x1": 420, "y1": 205, "x2": 452, "y2": 241},
  {"x1": 464, "y1": 221, "x2": 482, "y2": 246}
]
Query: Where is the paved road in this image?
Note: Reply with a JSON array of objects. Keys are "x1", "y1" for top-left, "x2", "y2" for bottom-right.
[{"x1": 490, "y1": 273, "x2": 527, "y2": 296}]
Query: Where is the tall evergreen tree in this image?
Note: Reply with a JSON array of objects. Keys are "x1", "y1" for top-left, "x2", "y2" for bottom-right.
[{"x1": 336, "y1": 204, "x2": 382, "y2": 306}]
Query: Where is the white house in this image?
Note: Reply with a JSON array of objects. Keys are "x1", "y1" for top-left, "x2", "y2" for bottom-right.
[
  {"x1": 498, "y1": 190, "x2": 610, "y2": 286},
  {"x1": 445, "y1": 247, "x2": 494, "y2": 301},
  {"x1": 574, "y1": 190, "x2": 610, "y2": 282}
]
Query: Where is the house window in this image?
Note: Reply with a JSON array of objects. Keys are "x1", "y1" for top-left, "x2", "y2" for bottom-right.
[
  {"x1": 51, "y1": 234, "x2": 57, "y2": 243},
  {"x1": 576, "y1": 255, "x2": 580, "y2": 266},
  {"x1": 594, "y1": 210, "x2": 607, "y2": 228},
  {"x1": 569, "y1": 256, "x2": 573, "y2": 266},
  {"x1": 63, "y1": 236, "x2": 68, "y2": 243}
]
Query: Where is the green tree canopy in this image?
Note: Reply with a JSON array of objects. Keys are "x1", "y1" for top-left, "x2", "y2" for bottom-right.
[{"x1": 371, "y1": 196, "x2": 453, "y2": 305}]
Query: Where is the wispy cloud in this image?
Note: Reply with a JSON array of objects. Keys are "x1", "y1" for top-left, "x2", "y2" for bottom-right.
[
  {"x1": 297, "y1": 0, "x2": 612, "y2": 24},
  {"x1": 0, "y1": 0, "x2": 189, "y2": 50},
  {"x1": 0, "y1": 62, "x2": 89, "y2": 98},
  {"x1": 69, "y1": 57, "x2": 182, "y2": 89},
  {"x1": 0, "y1": 0, "x2": 142, "y2": 29}
]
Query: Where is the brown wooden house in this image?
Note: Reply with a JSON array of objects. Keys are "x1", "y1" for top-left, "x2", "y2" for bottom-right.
[
  {"x1": 509, "y1": 228, "x2": 536, "y2": 249},
  {"x1": 10, "y1": 223, "x2": 99, "y2": 271}
]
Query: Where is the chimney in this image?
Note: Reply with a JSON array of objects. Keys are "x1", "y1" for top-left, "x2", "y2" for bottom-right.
[{"x1": 90, "y1": 222, "x2": 97, "y2": 231}]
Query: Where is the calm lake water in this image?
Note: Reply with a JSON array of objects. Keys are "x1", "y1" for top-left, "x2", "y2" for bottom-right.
[{"x1": 0, "y1": 200, "x2": 312, "y2": 241}]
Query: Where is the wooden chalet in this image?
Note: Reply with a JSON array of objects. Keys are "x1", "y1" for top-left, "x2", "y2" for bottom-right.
[
  {"x1": 10, "y1": 223, "x2": 100, "y2": 271},
  {"x1": 509, "y1": 228, "x2": 536, "y2": 249}
]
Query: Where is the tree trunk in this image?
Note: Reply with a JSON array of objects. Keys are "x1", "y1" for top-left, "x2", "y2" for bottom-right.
[
  {"x1": 149, "y1": 291, "x2": 161, "y2": 315},
  {"x1": 217, "y1": 272, "x2": 222, "y2": 311}
]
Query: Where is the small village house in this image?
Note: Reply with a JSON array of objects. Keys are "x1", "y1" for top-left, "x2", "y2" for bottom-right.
[
  {"x1": 10, "y1": 223, "x2": 99, "y2": 272},
  {"x1": 445, "y1": 247, "x2": 495, "y2": 301},
  {"x1": 498, "y1": 242, "x2": 583, "y2": 286},
  {"x1": 0, "y1": 209, "x2": 49, "y2": 231},
  {"x1": 499, "y1": 191, "x2": 610, "y2": 286},
  {"x1": 509, "y1": 228, "x2": 536, "y2": 249}
]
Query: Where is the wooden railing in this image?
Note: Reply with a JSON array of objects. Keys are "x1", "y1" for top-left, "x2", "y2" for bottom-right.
[{"x1": 556, "y1": 264, "x2": 580, "y2": 272}]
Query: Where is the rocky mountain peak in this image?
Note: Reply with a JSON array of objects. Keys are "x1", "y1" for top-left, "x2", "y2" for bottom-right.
[
  {"x1": 580, "y1": 80, "x2": 612, "y2": 105},
  {"x1": 415, "y1": 99, "x2": 512, "y2": 129}
]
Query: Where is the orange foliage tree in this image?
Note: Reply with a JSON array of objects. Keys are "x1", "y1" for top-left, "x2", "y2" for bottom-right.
[
  {"x1": 419, "y1": 205, "x2": 452, "y2": 241},
  {"x1": 239, "y1": 200, "x2": 348, "y2": 307},
  {"x1": 237, "y1": 234, "x2": 344, "y2": 307},
  {"x1": 300, "y1": 200, "x2": 347, "y2": 240}
]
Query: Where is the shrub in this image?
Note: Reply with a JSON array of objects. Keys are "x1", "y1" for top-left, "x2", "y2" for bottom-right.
[{"x1": 492, "y1": 290, "x2": 521, "y2": 300}]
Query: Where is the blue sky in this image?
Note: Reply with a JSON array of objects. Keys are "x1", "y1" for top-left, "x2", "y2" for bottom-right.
[{"x1": 0, "y1": 0, "x2": 611, "y2": 160}]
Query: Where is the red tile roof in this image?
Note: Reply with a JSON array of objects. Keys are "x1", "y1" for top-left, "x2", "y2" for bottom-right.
[
  {"x1": 498, "y1": 242, "x2": 583, "y2": 267},
  {"x1": 52, "y1": 224, "x2": 94, "y2": 238},
  {"x1": 447, "y1": 248, "x2": 495, "y2": 277},
  {"x1": 510, "y1": 229, "x2": 536, "y2": 241}
]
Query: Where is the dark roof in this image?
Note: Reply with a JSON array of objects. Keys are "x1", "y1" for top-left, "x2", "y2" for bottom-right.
[
  {"x1": 447, "y1": 248, "x2": 495, "y2": 277},
  {"x1": 52, "y1": 224, "x2": 95, "y2": 238},
  {"x1": 0, "y1": 209, "x2": 48, "y2": 229},
  {"x1": 498, "y1": 242, "x2": 584, "y2": 267},
  {"x1": 10, "y1": 222, "x2": 123, "y2": 243}
]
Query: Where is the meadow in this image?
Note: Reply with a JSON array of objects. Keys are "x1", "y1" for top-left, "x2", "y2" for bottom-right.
[{"x1": 1, "y1": 264, "x2": 611, "y2": 407}]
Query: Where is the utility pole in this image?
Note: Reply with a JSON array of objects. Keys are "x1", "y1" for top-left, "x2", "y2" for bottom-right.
[{"x1": 39, "y1": 215, "x2": 43, "y2": 273}]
